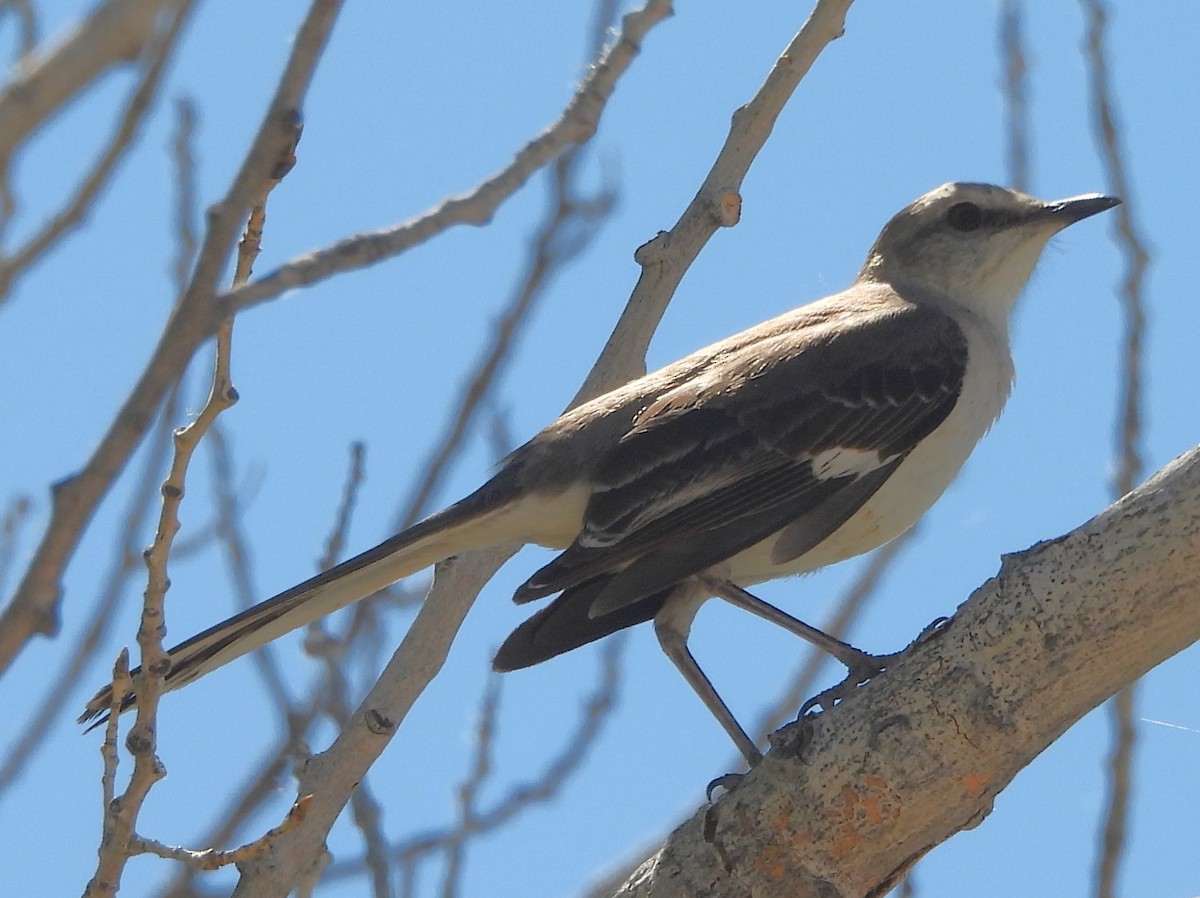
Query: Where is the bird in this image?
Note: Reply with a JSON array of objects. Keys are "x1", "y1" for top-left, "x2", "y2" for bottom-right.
[{"x1": 82, "y1": 182, "x2": 1119, "y2": 765}]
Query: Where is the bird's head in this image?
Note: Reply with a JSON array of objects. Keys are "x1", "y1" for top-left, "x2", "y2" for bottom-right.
[{"x1": 859, "y1": 182, "x2": 1119, "y2": 330}]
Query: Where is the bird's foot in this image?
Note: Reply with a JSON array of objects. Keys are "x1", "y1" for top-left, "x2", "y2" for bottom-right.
[
  {"x1": 798, "y1": 650, "x2": 900, "y2": 717},
  {"x1": 706, "y1": 772, "x2": 746, "y2": 802},
  {"x1": 797, "y1": 615, "x2": 954, "y2": 717}
]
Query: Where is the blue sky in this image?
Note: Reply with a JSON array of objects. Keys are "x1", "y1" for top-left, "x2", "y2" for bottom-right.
[{"x1": 1, "y1": 2, "x2": 1197, "y2": 896}]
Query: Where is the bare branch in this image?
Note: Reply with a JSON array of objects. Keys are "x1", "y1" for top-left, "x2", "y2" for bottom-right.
[
  {"x1": 440, "y1": 674, "x2": 503, "y2": 898},
  {"x1": 85, "y1": 88, "x2": 304, "y2": 898},
  {"x1": 0, "y1": 0, "x2": 195, "y2": 302},
  {"x1": 0, "y1": 94, "x2": 199, "y2": 792},
  {"x1": 306, "y1": 442, "x2": 392, "y2": 897},
  {"x1": 206, "y1": 425, "x2": 295, "y2": 716},
  {"x1": 1080, "y1": 3, "x2": 1152, "y2": 896},
  {"x1": 171, "y1": 97, "x2": 199, "y2": 292},
  {"x1": 574, "y1": 0, "x2": 855, "y2": 404},
  {"x1": 322, "y1": 637, "x2": 625, "y2": 885},
  {"x1": 0, "y1": 0, "x2": 342, "y2": 678},
  {"x1": 396, "y1": 151, "x2": 617, "y2": 530},
  {"x1": 155, "y1": 726, "x2": 316, "y2": 898},
  {"x1": 999, "y1": 0, "x2": 1029, "y2": 192},
  {"x1": 0, "y1": 392, "x2": 177, "y2": 793},
  {"x1": 217, "y1": 0, "x2": 665, "y2": 320},
  {"x1": 133, "y1": 795, "x2": 314, "y2": 871},
  {"x1": 0, "y1": 0, "x2": 172, "y2": 169},
  {"x1": 0, "y1": 0, "x2": 38, "y2": 61},
  {"x1": 318, "y1": 442, "x2": 366, "y2": 572},
  {"x1": 0, "y1": 495, "x2": 31, "y2": 599}
]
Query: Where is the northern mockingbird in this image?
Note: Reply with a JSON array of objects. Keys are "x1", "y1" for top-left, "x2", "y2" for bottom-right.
[{"x1": 82, "y1": 182, "x2": 1118, "y2": 765}]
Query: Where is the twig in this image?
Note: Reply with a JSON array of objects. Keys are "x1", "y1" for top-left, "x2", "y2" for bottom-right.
[
  {"x1": 84, "y1": 90, "x2": 303, "y2": 898},
  {"x1": 440, "y1": 674, "x2": 503, "y2": 898},
  {"x1": 321, "y1": 636, "x2": 625, "y2": 885},
  {"x1": 574, "y1": 0, "x2": 856, "y2": 405},
  {"x1": 304, "y1": 442, "x2": 393, "y2": 897},
  {"x1": 133, "y1": 795, "x2": 314, "y2": 870},
  {"x1": 171, "y1": 97, "x2": 199, "y2": 294},
  {"x1": 0, "y1": 0, "x2": 340, "y2": 678},
  {"x1": 0, "y1": 91, "x2": 199, "y2": 777},
  {"x1": 0, "y1": 389, "x2": 178, "y2": 793},
  {"x1": 0, "y1": 89, "x2": 204, "y2": 792},
  {"x1": 0, "y1": 0, "x2": 38, "y2": 60},
  {"x1": 1000, "y1": 0, "x2": 1029, "y2": 193},
  {"x1": 0, "y1": 0, "x2": 195, "y2": 302},
  {"x1": 389, "y1": 0, "x2": 623, "y2": 534},
  {"x1": 1080, "y1": 3, "x2": 1150, "y2": 897},
  {"x1": 396, "y1": 151, "x2": 617, "y2": 530},
  {"x1": 0, "y1": 93, "x2": 198, "y2": 789},
  {"x1": 100, "y1": 650, "x2": 131, "y2": 808},
  {"x1": 0, "y1": 495, "x2": 31, "y2": 599},
  {"x1": 206, "y1": 424, "x2": 295, "y2": 714},
  {"x1": 217, "y1": 0, "x2": 661, "y2": 321},
  {"x1": 0, "y1": 0, "x2": 172, "y2": 170},
  {"x1": 319, "y1": 442, "x2": 366, "y2": 572},
  {"x1": 154, "y1": 709, "x2": 319, "y2": 897}
]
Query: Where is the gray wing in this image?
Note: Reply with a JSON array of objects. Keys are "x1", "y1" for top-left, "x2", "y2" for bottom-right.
[{"x1": 512, "y1": 305, "x2": 967, "y2": 617}]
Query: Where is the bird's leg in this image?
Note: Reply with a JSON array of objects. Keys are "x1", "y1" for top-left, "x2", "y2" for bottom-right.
[
  {"x1": 653, "y1": 616, "x2": 763, "y2": 768},
  {"x1": 703, "y1": 577, "x2": 884, "y2": 671},
  {"x1": 701, "y1": 577, "x2": 900, "y2": 713}
]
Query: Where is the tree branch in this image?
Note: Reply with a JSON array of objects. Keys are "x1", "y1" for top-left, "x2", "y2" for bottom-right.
[
  {"x1": 0, "y1": 0, "x2": 171, "y2": 169},
  {"x1": 0, "y1": 0, "x2": 342, "y2": 677},
  {"x1": 217, "y1": 0, "x2": 666, "y2": 320},
  {"x1": 611, "y1": 444, "x2": 1200, "y2": 898}
]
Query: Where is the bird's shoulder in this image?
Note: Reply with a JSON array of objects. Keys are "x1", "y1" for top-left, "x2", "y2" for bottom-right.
[{"x1": 631, "y1": 285, "x2": 967, "y2": 430}]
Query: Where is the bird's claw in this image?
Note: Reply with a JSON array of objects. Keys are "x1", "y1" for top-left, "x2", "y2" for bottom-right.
[
  {"x1": 798, "y1": 651, "x2": 901, "y2": 718},
  {"x1": 797, "y1": 616, "x2": 954, "y2": 717},
  {"x1": 706, "y1": 772, "x2": 746, "y2": 802}
]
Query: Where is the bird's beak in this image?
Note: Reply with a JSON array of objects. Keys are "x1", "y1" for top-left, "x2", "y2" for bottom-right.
[{"x1": 1038, "y1": 193, "x2": 1122, "y2": 228}]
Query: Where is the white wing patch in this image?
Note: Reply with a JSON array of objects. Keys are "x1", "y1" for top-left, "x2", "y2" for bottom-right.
[{"x1": 810, "y1": 446, "x2": 889, "y2": 480}]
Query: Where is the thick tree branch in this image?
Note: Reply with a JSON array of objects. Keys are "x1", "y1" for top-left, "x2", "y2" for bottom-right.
[{"x1": 613, "y1": 444, "x2": 1200, "y2": 898}]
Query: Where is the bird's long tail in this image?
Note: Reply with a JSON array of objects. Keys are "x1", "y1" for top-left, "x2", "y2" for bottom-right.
[{"x1": 80, "y1": 478, "x2": 527, "y2": 726}]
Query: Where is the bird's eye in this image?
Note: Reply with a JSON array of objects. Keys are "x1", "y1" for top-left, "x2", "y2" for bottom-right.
[{"x1": 946, "y1": 202, "x2": 983, "y2": 232}]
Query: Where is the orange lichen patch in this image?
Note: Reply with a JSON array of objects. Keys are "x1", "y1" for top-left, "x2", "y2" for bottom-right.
[
  {"x1": 861, "y1": 793, "x2": 884, "y2": 824},
  {"x1": 755, "y1": 843, "x2": 789, "y2": 881},
  {"x1": 716, "y1": 191, "x2": 742, "y2": 227},
  {"x1": 770, "y1": 800, "x2": 793, "y2": 834},
  {"x1": 830, "y1": 825, "x2": 863, "y2": 859},
  {"x1": 962, "y1": 772, "x2": 993, "y2": 795},
  {"x1": 822, "y1": 776, "x2": 901, "y2": 859}
]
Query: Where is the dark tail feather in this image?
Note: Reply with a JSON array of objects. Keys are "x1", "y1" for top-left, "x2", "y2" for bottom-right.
[{"x1": 493, "y1": 577, "x2": 669, "y2": 670}]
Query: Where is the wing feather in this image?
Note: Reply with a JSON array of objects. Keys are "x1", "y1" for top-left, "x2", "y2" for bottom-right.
[{"x1": 512, "y1": 305, "x2": 966, "y2": 612}]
